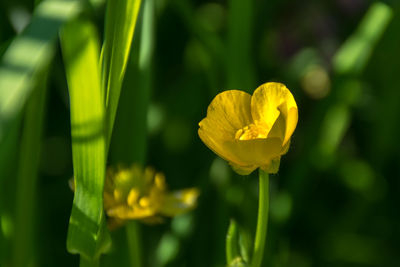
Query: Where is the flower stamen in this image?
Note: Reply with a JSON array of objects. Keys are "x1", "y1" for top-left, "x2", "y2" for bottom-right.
[{"x1": 235, "y1": 123, "x2": 269, "y2": 141}]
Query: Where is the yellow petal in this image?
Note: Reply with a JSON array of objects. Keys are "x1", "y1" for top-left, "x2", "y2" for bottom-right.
[
  {"x1": 139, "y1": 196, "x2": 150, "y2": 208},
  {"x1": 230, "y1": 163, "x2": 257, "y2": 175},
  {"x1": 159, "y1": 188, "x2": 199, "y2": 217},
  {"x1": 203, "y1": 90, "x2": 253, "y2": 131},
  {"x1": 266, "y1": 112, "x2": 286, "y2": 140},
  {"x1": 225, "y1": 137, "x2": 283, "y2": 174},
  {"x1": 198, "y1": 90, "x2": 253, "y2": 166},
  {"x1": 127, "y1": 189, "x2": 140, "y2": 206},
  {"x1": 106, "y1": 205, "x2": 155, "y2": 219},
  {"x1": 261, "y1": 157, "x2": 281, "y2": 174},
  {"x1": 154, "y1": 173, "x2": 166, "y2": 190},
  {"x1": 251, "y1": 82, "x2": 298, "y2": 145},
  {"x1": 285, "y1": 107, "x2": 298, "y2": 145},
  {"x1": 113, "y1": 189, "x2": 124, "y2": 202},
  {"x1": 260, "y1": 140, "x2": 291, "y2": 174},
  {"x1": 281, "y1": 139, "x2": 291, "y2": 155}
]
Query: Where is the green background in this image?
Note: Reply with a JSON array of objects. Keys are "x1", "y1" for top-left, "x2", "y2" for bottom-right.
[{"x1": 1, "y1": 0, "x2": 399, "y2": 266}]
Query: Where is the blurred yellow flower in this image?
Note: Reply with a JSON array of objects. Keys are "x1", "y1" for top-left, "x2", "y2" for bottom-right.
[
  {"x1": 198, "y1": 82, "x2": 298, "y2": 175},
  {"x1": 103, "y1": 165, "x2": 199, "y2": 227}
]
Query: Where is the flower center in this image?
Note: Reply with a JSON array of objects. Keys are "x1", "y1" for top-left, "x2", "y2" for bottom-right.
[{"x1": 235, "y1": 123, "x2": 269, "y2": 141}]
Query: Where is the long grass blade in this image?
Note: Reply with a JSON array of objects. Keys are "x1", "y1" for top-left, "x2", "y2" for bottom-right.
[
  {"x1": 13, "y1": 71, "x2": 48, "y2": 267},
  {"x1": 0, "y1": 113, "x2": 20, "y2": 265},
  {"x1": 61, "y1": 19, "x2": 110, "y2": 260},
  {"x1": 107, "y1": 0, "x2": 154, "y2": 265},
  {"x1": 316, "y1": 2, "x2": 393, "y2": 164},
  {"x1": 101, "y1": 0, "x2": 142, "y2": 145},
  {"x1": 0, "y1": 1, "x2": 81, "y2": 264},
  {"x1": 124, "y1": 0, "x2": 154, "y2": 264},
  {"x1": 333, "y1": 2, "x2": 393, "y2": 75},
  {"x1": 0, "y1": 0, "x2": 81, "y2": 146}
]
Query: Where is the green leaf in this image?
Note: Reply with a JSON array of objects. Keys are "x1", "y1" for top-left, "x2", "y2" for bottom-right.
[
  {"x1": 0, "y1": 1, "x2": 81, "y2": 262},
  {"x1": 229, "y1": 258, "x2": 248, "y2": 267},
  {"x1": 60, "y1": 19, "x2": 110, "y2": 260},
  {"x1": 101, "y1": 0, "x2": 142, "y2": 145},
  {"x1": 238, "y1": 228, "x2": 251, "y2": 264},
  {"x1": 110, "y1": 0, "x2": 154, "y2": 164},
  {"x1": 226, "y1": 219, "x2": 240, "y2": 264},
  {"x1": 0, "y1": 0, "x2": 81, "y2": 146},
  {"x1": 226, "y1": 219, "x2": 252, "y2": 266},
  {"x1": 106, "y1": 0, "x2": 154, "y2": 265},
  {"x1": 333, "y1": 2, "x2": 393, "y2": 75},
  {"x1": 13, "y1": 72, "x2": 48, "y2": 267}
]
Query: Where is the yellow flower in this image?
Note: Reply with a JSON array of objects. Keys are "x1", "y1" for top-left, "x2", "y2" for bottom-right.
[
  {"x1": 198, "y1": 82, "x2": 298, "y2": 175},
  {"x1": 103, "y1": 165, "x2": 199, "y2": 227}
]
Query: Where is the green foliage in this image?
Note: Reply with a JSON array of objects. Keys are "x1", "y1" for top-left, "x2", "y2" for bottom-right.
[
  {"x1": 1, "y1": 0, "x2": 400, "y2": 266},
  {"x1": 0, "y1": 0, "x2": 81, "y2": 145},
  {"x1": 13, "y1": 72, "x2": 48, "y2": 267},
  {"x1": 226, "y1": 219, "x2": 240, "y2": 264},
  {"x1": 333, "y1": 2, "x2": 393, "y2": 75},
  {"x1": 60, "y1": 0, "x2": 144, "y2": 263},
  {"x1": 61, "y1": 19, "x2": 109, "y2": 260},
  {"x1": 0, "y1": 1, "x2": 81, "y2": 265},
  {"x1": 102, "y1": 0, "x2": 142, "y2": 145}
]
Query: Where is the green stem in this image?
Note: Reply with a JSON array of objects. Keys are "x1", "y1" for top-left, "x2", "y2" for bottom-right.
[
  {"x1": 226, "y1": 219, "x2": 239, "y2": 264},
  {"x1": 251, "y1": 169, "x2": 269, "y2": 267},
  {"x1": 80, "y1": 256, "x2": 99, "y2": 267},
  {"x1": 126, "y1": 221, "x2": 142, "y2": 267}
]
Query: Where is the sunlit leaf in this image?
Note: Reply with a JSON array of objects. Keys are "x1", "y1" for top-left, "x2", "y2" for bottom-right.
[
  {"x1": 101, "y1": 0, "x2": 142, "y2": 145},
  {"x1": 333, "y1": 2, "x2": 393, "y2": 75},
  {"x1": 106, "y1": 0, "x2": 154, "y2": 266},
  {"x1": 0, "y1": 2, "x2": 81, "y2": 263},
  {"x1": 0, "y1": 0, "x2": 81, "y2": 145},
  {"x1": 60, "y1": 19, "x2": 110, "y2": 260}
]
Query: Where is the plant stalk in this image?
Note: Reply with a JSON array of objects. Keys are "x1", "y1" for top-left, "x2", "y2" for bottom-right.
[
  {"x1": 251, "y1": 169, "x2": 269, "y2": 267},
  {"x1": 80, "y1": 256, "x2": 99, "y2": 267}
]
